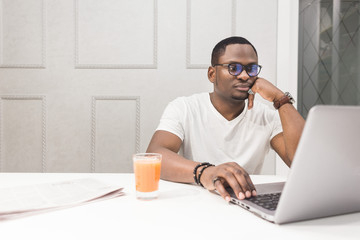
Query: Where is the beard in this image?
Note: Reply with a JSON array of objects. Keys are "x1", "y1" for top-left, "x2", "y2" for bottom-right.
[
  {"x1": 214, "y1": 77, "x2": 249, "y2": 102},
  {"x1": 231, "y1": 92, "x2": 249, "y2": 101}
]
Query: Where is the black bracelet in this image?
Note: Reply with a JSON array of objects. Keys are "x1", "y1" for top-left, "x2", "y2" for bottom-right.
[
  {"x1": 198, "y1": 164, "x2": 215, "y2": 187},
  {"x1": 193, "y1": 162, "x2": 211, "y2": 184}
]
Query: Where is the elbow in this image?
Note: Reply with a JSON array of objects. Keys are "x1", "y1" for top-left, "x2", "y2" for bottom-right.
[
  {"x1": 146, "y1": 143, "x2": 165, "y2": 155},
  {"x1": 284, "y1": 157, "x2": 292, "y2": 168}
]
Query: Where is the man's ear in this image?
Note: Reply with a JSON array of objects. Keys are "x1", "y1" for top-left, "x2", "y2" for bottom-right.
[{"x1": 208, "y1": 66, "x2": 216, "y2": 83}]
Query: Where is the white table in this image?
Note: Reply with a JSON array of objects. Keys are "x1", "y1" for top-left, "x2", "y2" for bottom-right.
[{"x1": 0, "y1": 173, "x2": 359, "y2": 240}]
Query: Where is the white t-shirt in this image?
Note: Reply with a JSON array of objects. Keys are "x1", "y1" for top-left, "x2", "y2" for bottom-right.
[{"x1": 156, "y1": 93, "x2": 283, "y2": 174}]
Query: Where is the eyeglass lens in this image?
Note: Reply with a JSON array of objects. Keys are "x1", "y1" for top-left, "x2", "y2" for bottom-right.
[{"x1": 229, "y1": 64, "x2": 260, "y2": 77}]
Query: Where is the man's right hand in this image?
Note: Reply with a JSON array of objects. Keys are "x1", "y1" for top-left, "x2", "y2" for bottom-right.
[{"x1": 200, "y1": 162, "x2": 257, "y2": 202}]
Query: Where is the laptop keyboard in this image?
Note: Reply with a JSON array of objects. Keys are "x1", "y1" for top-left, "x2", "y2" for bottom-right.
[{"x1": 247, "y1": 192, "x2": 281, "y2": 211}]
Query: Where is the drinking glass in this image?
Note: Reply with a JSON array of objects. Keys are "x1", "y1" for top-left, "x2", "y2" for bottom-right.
[{"x1": 133, "y1": 153, "x2": 162, "y2": 200}]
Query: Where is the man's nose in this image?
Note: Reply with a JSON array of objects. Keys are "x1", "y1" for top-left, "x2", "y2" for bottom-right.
[{"x1": 237, "y1": 69, "x2": 250, "y2": 81}]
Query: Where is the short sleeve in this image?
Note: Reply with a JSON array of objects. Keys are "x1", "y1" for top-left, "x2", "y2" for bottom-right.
[
  {"x1": 155, "y1": 98, "x2": 185, "y2": 141},
  {"x1": 269, "y1": 110, "x2": 283, "y2": 140}
]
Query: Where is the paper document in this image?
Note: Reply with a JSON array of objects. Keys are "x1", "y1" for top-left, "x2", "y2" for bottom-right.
[{"x1": 0, "y1": 178, "x2": 124, "y2": 219}]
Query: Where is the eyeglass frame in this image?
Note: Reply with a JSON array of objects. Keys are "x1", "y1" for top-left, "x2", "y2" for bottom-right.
[{"x1": 213, "y1": 63, "x2": 262, "y2": 77}]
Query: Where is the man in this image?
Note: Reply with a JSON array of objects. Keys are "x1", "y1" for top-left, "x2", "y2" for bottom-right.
[{"x1": 147, "y1": 36, "x2": 305, "y2": 202}]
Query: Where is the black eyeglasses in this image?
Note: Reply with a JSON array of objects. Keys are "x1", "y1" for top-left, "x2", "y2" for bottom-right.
[{"x1": 213, "y1": 63, "x2": 262, "y2": 77}]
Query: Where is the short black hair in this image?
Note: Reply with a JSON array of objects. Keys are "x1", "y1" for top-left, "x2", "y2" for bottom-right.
[{"x1": 211, "y1": 36, "x2": 258, "y2": 66}]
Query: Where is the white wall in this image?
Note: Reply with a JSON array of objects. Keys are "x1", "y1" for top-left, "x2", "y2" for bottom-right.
[
  {"x1": 276, "y1": 0, "x2": 299, "y2": 176},
  {"x1": 0, "y1": 0, "x2": 298, "y2": 174}
]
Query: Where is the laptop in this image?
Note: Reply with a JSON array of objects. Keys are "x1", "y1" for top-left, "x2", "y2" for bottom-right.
[{"x1": 226, "y1": 105, "x2": 360, "y2": 224}]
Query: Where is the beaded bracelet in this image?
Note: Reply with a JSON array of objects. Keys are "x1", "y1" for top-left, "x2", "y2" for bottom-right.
[
  {"x1": 198, "y1": 164, "x2": 215, "y2": 187},
  {"x1": 193, "y1": 162, "x2": 211, "y2": 185}
]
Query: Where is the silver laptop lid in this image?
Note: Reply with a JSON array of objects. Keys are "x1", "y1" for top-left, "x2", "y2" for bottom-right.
[{"x1": 275, "y1": 105, "x2": 360, "y2": 224}]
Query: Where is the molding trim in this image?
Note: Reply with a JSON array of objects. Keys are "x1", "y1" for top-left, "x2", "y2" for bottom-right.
[
  {"x1": 75, "y1": 0, "x2": 158, "y2": 69},
  {"x1": 186, "y1": 0, "x2": 236, "y2": 69},
  {"x1": 91, "y1": 96, "x2": 140, "y2": 173},
  {"x1": 231, "y1": 0, "x2": 236, "y2": 35},
  {"x1": 0, "y1": 95, "x2": 47, "y2": 172},
  {"x1": 0, "y1": 0, "x2": 46, "y2": 69}
]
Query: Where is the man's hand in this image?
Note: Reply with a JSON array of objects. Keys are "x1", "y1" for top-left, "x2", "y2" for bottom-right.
[
  {"x1": 247, "y1": 78, "x2": 284, "y2": 110},
  {"x1": 200, "y1": 162, "x2": 257, "y2": 202}
]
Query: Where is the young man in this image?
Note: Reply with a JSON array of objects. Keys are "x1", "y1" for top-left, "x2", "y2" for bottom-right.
[{"x1": 147, "y1": 36, "x2": 305, "y2": 202}]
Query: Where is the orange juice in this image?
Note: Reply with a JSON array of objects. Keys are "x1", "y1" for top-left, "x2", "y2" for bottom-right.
[
  {"x1": 133, "y1": 153, "x2": 162, "y2": 199},
  {"x1": 134, "y1": 159, "x2": 161, "y2": 192}
]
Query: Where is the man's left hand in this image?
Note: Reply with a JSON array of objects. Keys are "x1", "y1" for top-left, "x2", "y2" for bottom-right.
[{"x1": 247, "y1": 78, "x2": 284, "y2": 109}]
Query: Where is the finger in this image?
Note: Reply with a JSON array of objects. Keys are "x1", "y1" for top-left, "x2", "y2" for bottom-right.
[
  {"x1": 226, "y1": 162, "x2": 256, "y2": 198},
  {"x1": 212, "y1": 177, "x2": 221, "y2": 188},
  {"x1": 213, "y1": 178, "x2": 232, "y2": 202},
  {"x1": 231, "y1": 168, "x2": 254, "y2": 198},
  {"x1": 221, "y1": 171, "x2": 246, "y2": 200},
  {"x1": 247, "y1": 91, "x2": 255, "y2": 110},
  {"x1": 243, "y1": 173, "x2": 257, "y2": 197}
]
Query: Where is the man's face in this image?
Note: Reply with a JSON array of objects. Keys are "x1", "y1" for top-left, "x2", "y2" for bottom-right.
[{"x1": 210, "y1": 44, "x2": 258, "y2": 102}]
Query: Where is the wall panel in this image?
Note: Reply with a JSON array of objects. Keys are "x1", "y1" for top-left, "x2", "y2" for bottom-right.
[
  {"x1": 0, "y1": 0, "x2": 45, "y2": 68},
  {"x1": 75, "y1": 0, "x2": 157, "y2": 69},
  {"x1": 0, "y1": 96, "x2": 46, "y2": 172},
  {"x1": 92, "y1": 96, "x2": 139, "y2": 173}
]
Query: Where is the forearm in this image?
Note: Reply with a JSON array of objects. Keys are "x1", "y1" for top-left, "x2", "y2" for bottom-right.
[
  {"x1": 147, "y1": 145, "x2": 198, "y2": 183},
  {"x1": 249, "y1": 78, "x2": 305, "y2": 164},
  {"x1": 278, "y1": 103, "x2": 305, "y2": 161}
]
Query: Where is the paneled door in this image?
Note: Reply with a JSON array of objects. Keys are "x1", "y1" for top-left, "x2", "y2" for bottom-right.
[{"x1": 0, "y1": 0, "x2": 279, "y2": 173}]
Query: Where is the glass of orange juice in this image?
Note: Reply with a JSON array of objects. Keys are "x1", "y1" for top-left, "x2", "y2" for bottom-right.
[{"x1": 133, "y1": 153, "x2": 162, "y2": 200}]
